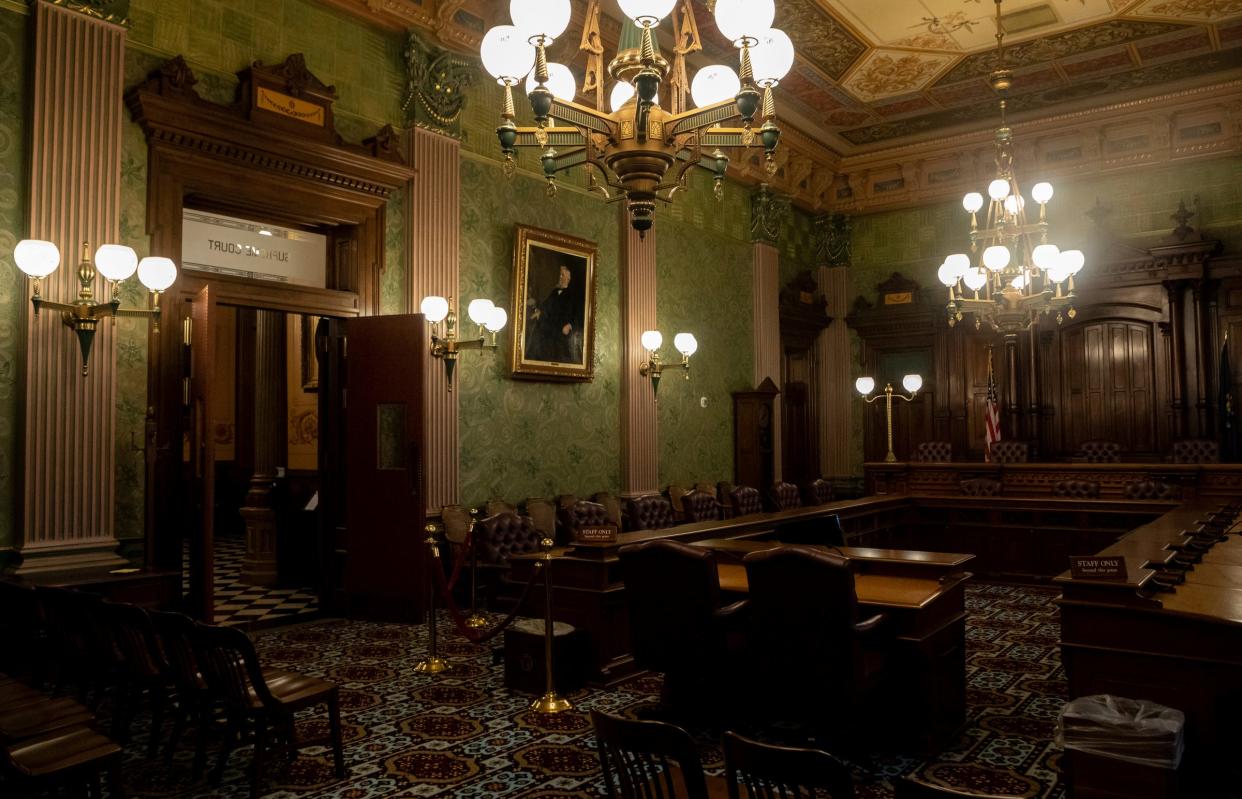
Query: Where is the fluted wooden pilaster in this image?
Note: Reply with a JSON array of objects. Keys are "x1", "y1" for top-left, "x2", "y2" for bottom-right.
[
  {"x1": 817, "y1": 265, "x2": 853, "y2": 479},
  {"x1": 17, "y1": 2, "x2": 127, "y2": 572},
  {"x1": 620, "y1": 216, "x2": 659, "y2": 498},
  {"x1": 240, "y1": 310, "x2": 282, "y2": 586},
  {"x1": 407, "y1": 127, "x2": 460, "y2": 512},
  {"x1": 752, "y1": 243, "x2": 782, "y2": 481}
]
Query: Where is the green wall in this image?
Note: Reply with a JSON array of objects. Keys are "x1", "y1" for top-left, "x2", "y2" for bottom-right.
[{"x1": 0, "y1": 5, "x2": 27, "y2": 553}]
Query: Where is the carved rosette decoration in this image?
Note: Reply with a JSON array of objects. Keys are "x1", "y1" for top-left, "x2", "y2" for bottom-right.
[{"x1": 403, "y1": 30, "x2": 474, "y2": 137}]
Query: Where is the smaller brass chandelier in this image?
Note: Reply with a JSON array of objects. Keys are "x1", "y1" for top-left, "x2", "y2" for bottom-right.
[
  {"x1": 420, "y1": 295, "x2": 508, "y2": 391},
  {"x1": 937, "y1": 0, "x2": 1084, "y2": 335},
  {"x1": 638, "y1": 329, "x2": 697, "y2": 396},
  {"x1": 14, "y1": 239, "x2": 177, "y2": 375}
]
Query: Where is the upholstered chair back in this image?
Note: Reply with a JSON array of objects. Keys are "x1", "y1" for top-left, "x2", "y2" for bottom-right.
[
  {"x1": 1123, "y1": 480, "x2": 1180, "y2": 501},
  {"x1": 1171, "y1": 439, "x2": 1220, "y2": 464},
  {"x1": 694, "y1": 481, "x2": 716, "y2": 497},
  {"x1": 766, "y1": 481, "x2": 802, "y2": 512},
  {"x1": 524, "y1": 498, "x2": 557, "y2": 540},
  {"x1": 475, "y1": 511, "x2": 541, "y2": 563},
  {"x1": 665, "y1": 485, "x2": 689, "y2": 518},
  {"x1": 912, "y1": 441, "x2": 952, "y2": 463},
  {"x1": 960, "y1": 477, "x2": 1003, "y2": 497},
  {"x1": 681, "y1": 491, "x2": 721, "y2": 523},
  {"x1": 626, "y1": 495, "x2": 678, "y2": 531},
  {"x1": 729, "y1": 486, "x2": 763, "y2": 517},
  {"x1": 1053, "y1": 480, "x2": 1100, "y2": 499},
  {"x1": 799, "y1": 478, "x2": 833, "y2": 506},
  {"x1": 988, "y1": 441, "x2": 1029, "y2": 464},
  {"x1": 1079, "y1": 440, "x2": 1122, "y2": 463},
  {"x1": 486, "y1": 499, "x2": 516, "y2": 517},
  {"x1": 440, "y1": 504, "x2": 474, "y2": 545},
  {"x1": 591, "y1": 492, "x2": 623, "y2": 527},
  {"x1": 558, "y1": 501, "x2": 612, "y2": 539}
]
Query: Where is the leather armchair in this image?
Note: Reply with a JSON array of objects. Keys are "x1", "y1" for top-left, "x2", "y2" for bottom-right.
[
  {"x1": 664, "y1": 485, "x2": 689, "y2": 520},
  {"x1": 988, "y1": 441, "x2": 1028, "y2": 464},
  {"x1": 1171, "y1": 439, "x2": 1220, "y2": 464},
  {"x1": 912, "y1": 441, "x2": 952, "y2": 462},
  {"x1": 475, "y1": 511, "x2": 542, "y2": 563},
  {"x1": 799, "y1": 478, "x2": 833, "y2": 506},
  {"x1": 1123, "y1": 480, "x2": 1180, "y2": 501},
  {"x1": 742, "y1": 546, "x2": 889, "y2": 733},
  {"x1": 729, "y1": 486, "x2": 763, "y2": 517},
  {"x1": 717, "y1": 481, "x2": 736, "y2": 518},
  {"x1": 681, "y1": 490, "x2": 721, "y2": 523},
  {"x1": 1078, "y1": 440, "x2": 1122, "y2": 463},
  {"x1": 1053, "y1": 480, "x2": 1100, "y2": 499},
  {"x1": 524, "y1": 498, "x2": 557, "y2": 541},
  {"x1": 617, "y1": 540, "x2": 748, "y2": 714},
  {"x1": 765, "y1": 481, "x2": 802, "y2": 512},
  {"x1": 626, "y1": 495, "x2": 678, "y2": 531},
  {"x1": 591, "y1": 492, "x2": 623, "y2": 527},
  {"x1": 485, "y1": 499, "x2": 516, "y2": 517},
  {"x1": 558, "y1": 500, "x2": 613, "y2": 540},
  {"x1": 960, "y1": 477, "x2": 1003, "y2": 497},
  {"x1": 440, "y1": 505, "x2": 474, "y2": 545}
]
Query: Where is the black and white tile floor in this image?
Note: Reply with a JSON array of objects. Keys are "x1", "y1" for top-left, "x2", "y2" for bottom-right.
[{"x1": 182, "y1": 534, "x2": 320, "y2": 627}]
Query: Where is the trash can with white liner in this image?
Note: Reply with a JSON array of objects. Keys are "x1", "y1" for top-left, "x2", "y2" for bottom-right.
[{"x1": 1057, "y1": 694, "x2": 1184, "y2": 799}]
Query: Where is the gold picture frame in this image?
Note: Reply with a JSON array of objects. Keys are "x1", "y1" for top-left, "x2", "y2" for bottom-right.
[{"x1": 510, "y1": 225, "x2": 597, "y2": 382}]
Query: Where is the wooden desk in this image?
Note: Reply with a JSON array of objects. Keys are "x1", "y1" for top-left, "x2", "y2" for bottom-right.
[{"x1": 692, "y1": 538, "x2": 974, "y2": 580}]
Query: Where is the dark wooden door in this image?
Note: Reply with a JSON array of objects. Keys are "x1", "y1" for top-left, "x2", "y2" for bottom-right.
[
  {"x1": 188, "y1": 286, "x2": 217, "y2": 621},
  {"x1": 331, "y1": 314, "x2": 428, "y2": 621},
  {"x1": 1059, "y1": 320, "x2": 1156, "y2": 454}
]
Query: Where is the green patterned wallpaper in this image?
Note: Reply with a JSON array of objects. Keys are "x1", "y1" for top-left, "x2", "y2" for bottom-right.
[{"x1": 0, "y1": 7, "x2": 26, "y2": 553}]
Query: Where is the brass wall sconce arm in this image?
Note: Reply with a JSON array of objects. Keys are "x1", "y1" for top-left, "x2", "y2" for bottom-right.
[{"x1": 422, "y1": 296, "x2": 507, "y2": 391}]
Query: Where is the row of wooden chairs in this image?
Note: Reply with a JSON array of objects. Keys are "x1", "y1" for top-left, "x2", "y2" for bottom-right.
[
  {"x1": 592, "y1": 710, "x2": 1022, "y2": 798},
  {"x1": 0, "y1": 583, "x2": 345, "y2": 799},
  {"x1": 913, "y1": 438, "x2": 1220, "y2": 464}
]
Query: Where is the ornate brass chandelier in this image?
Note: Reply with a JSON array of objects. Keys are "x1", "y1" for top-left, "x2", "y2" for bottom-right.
[
  {"x1": 480, "y1": 0, "x2": 795, "y2": 234},
  {"x1": 937, "y1": 0, "x2": 1084, "y2": 334}
]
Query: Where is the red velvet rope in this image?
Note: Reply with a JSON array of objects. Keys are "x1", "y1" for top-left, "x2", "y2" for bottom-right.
[{"x1": 430, "y1": 543, "x2": 543, "y2": 644}]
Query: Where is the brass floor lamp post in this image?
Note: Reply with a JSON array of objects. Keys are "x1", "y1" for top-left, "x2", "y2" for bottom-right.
[
  {"x1": 530, "y1": 537, "x2": 572, "y2": 714},
  {"x1": 856, "y1": 374, "x2": 923, "y2": 463},
  {"x1": 466, "y1": 508, "x2": 487, "y2": 630},
  {"x1": 414, "y1": 524, "x2": 449, "y2": 674}
]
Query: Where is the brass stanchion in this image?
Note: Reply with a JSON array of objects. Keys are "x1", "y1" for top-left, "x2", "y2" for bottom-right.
[
  {"x1": 465, "y1": 507, "x2": 486, "y2": 630},
  {"x1": 414, "y1": 523, "x2": 449, "y2": 674},
  {"x1": 531, "y1": 536, "x2": 572, "y2": 714}
]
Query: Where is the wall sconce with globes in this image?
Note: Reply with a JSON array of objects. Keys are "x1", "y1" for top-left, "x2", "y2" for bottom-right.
[
  {"x1": 855, "y1": 373, "x2": 922, "y2": 463},
  {"x1": 638, "y1": 329, "x2": 697, "y2": 396},
  {"x1": 420, "y1": 295, "x2": 508, "y2": 391},
  {"x1": 13, "y1": 239, "x2": 177, "y2": 376}
]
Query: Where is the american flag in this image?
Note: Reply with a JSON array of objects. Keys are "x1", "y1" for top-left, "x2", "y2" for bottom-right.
[{"x1": 985, "y1": 348, "x2": 1001, "y2": 461}]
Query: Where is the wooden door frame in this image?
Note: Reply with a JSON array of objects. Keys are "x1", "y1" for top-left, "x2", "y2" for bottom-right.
[{"x1": 125, "y1": 54, "x2": 414, "y2": 614}]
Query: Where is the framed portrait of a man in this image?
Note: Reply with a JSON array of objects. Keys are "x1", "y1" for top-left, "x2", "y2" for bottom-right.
[{"x1": 510, "y1": 225, "x2": 597, "y2": 381}]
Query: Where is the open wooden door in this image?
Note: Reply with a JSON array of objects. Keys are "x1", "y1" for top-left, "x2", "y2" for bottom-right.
[
  {"x1": 320, "y1": 314, "x2": 427, "y2": 621},
  {"x1": 188, "y1": 286, "x2": 217, "y2": 621}
]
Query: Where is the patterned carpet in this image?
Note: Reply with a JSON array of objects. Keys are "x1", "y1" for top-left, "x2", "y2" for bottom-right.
[{"x1": 122, "y1": 583, "x2": 1066, "y2": 798}]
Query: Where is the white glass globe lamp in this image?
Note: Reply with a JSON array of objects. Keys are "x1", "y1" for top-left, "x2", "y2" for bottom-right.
[
  {"x1": 1032, "y1": 244, "x2": 1061, "y2": 271},
  {"x1": 963, "y1": 268, "x2": 989, "y2": 292},
  {"x1": 673, "y1": 333, "x2": 698, "y2": 357},
  {"x1": 855, "y1": 376, "x2": 875, "y2": 396},
  {"x1": 1060, "y1": 249, "x2": 1085, "y2": 276},
  {"x1": 94, "y1": 244, "x2": 139, "y2": 282},
  {"x1": 484, "y1": 306, "x2": 509, "y2": 333},
  {"x1": 987, "y1": 179, "x2": 1011, "y2": 201},
  {"x1": 420, "y1": 295, "x2": 450, "y2": 323},
  {"x1": 510, "y1": 0, "x2": 571, "y2": 41},
  {"x1": 902, "y1": 374, "x2": 923, "y2": 394},
  {"x1": 618, "y1": 0, "x2": 677, "y2": 25},
  {"x1": 641, "y1": 330, "x2": 663, "y2": 352},
  {"x1": 938, "y1": 262, "x2": 958, "y2": 288},
  {"x1": 467, "y1": 299, "x2": 496, "y2": 325},
  {"x1": 962, "y1": 193, "x2": 984, "y2": 214},
  {"x1": 526, "y1": 63, "x2": 577, "y2": 101},
  {"x1": 714, "y1": 0, "x2": 775, "y2": 43},
  {"x1": 1031, "y1": 182, "x2": 1054, "y2": 205},
  {"x1": 13, "y1": 239, "x2": 60, "y2": 278},
  {"x1": 1010, "y1": 274, "x2": 1029, "y2": 291},
  {"x1": 480, "y1": 25, "x2": 535, "y2": 83},
  {"x1": 945, "y1": 253, "x2": 971, "y2": 278},
  {"x1": 690, "y1": 65, "x2": 741, "y2": 108},
  {"x1": 137, "y1": 257, "x2": 177, "y2": 292},
  {"x1": 1003, "y1": 194, "x2": 1025, "y2": 215},
  {"x1": 982, "y1": 245, "x2": 1011, "y2": 272},
  {"x1": 751, "y1": 28, "x2": 795, "y2": 86},
  {"x1": 1046, "y1": 263, "x2": 1071, "y2": 284}
]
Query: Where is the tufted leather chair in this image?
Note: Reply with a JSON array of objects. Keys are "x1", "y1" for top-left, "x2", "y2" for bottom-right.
[
  {"x1": 960, "y1": 477, "x2": 1003, "y2": 497},
  {"x1": 681, "y1": 491, "x2": 721, "y2": 523},
  {"x1": 665, "y1": 485, "x2": 689, "y2": 517},
  {"x1": 524, "y1": 498, "x2": 557, "y2": 541},
  {"x1": 617, "y1": 540, "x2": 748, "y2": 713},
  {"x1": 799, "y1": 478, "x2": 833, "y2": 506},
  {"x1": 1171, "y1": 439, "x2": 1220, "y2": 464},
  {"x1": 912, "y1": 441, "x2": 952, "y2": 463},
  {"x1": 1053, "y1": 480, "x2": 1100, "y2": 499},
  {"x1": 558, "y1": 500, "x2": 613, "y2": 540},
  {"x1": 626, "y1": 495, "x2": 679, "y2": 531},
  {"x1": 591, "y1": 492, "x2": 624, "y2": 527},
  {"x1": 485, "y1": 499, "x2": 515, "y2": 518},
  {"x1": 765, "y1": 481, "x2": 802, "y2": 512},
  {"x1": 440, "y1": 505, "x2": 474, "y2": 545},
  {"x1": 716, "y1": 481, "x2": 736, "y2": 518},
  {"x1": 475, "y1": 511, "x2": 542, "y2": 563},
  {"x1": 729, "y1": 486, "x2": 763, "y2": 517},
  {"x1": 694, "y1": 481, "x2": 716, "y2": 497},
  {"x1": 1123, "y1": 480, "x2": 1181, "y2": 501},
  {"x1": 1078, "y1": 440, "x2": 1123, "y2": 463},
  {"x1": 988, "y1": 441, "x2": 1029, "y2": 464},
  {"x1": 743, "y1": 546, "x2": 889, "y2": 728}
]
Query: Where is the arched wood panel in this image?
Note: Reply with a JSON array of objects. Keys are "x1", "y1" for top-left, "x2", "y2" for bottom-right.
[{"x1": 1058, "y1": 319, "x2": 1157, "y2": 455}]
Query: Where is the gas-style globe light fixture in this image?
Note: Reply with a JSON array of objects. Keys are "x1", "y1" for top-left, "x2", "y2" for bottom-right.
[
  {"x1": 482, "y1": 0, "x2": 794, "y2": 234},
  {"x1": 638, "y1": 328, "x2": 698, "y2": 396},
  {"x1": 13, "y1": 239, "x2": 177, "y2": 375},
  {"x1": 421, "y1": 295, "x2": 508, "y2": 392},
  {"x1": 937, "y1": 0, "x2": 1084, "y2": 334}
]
